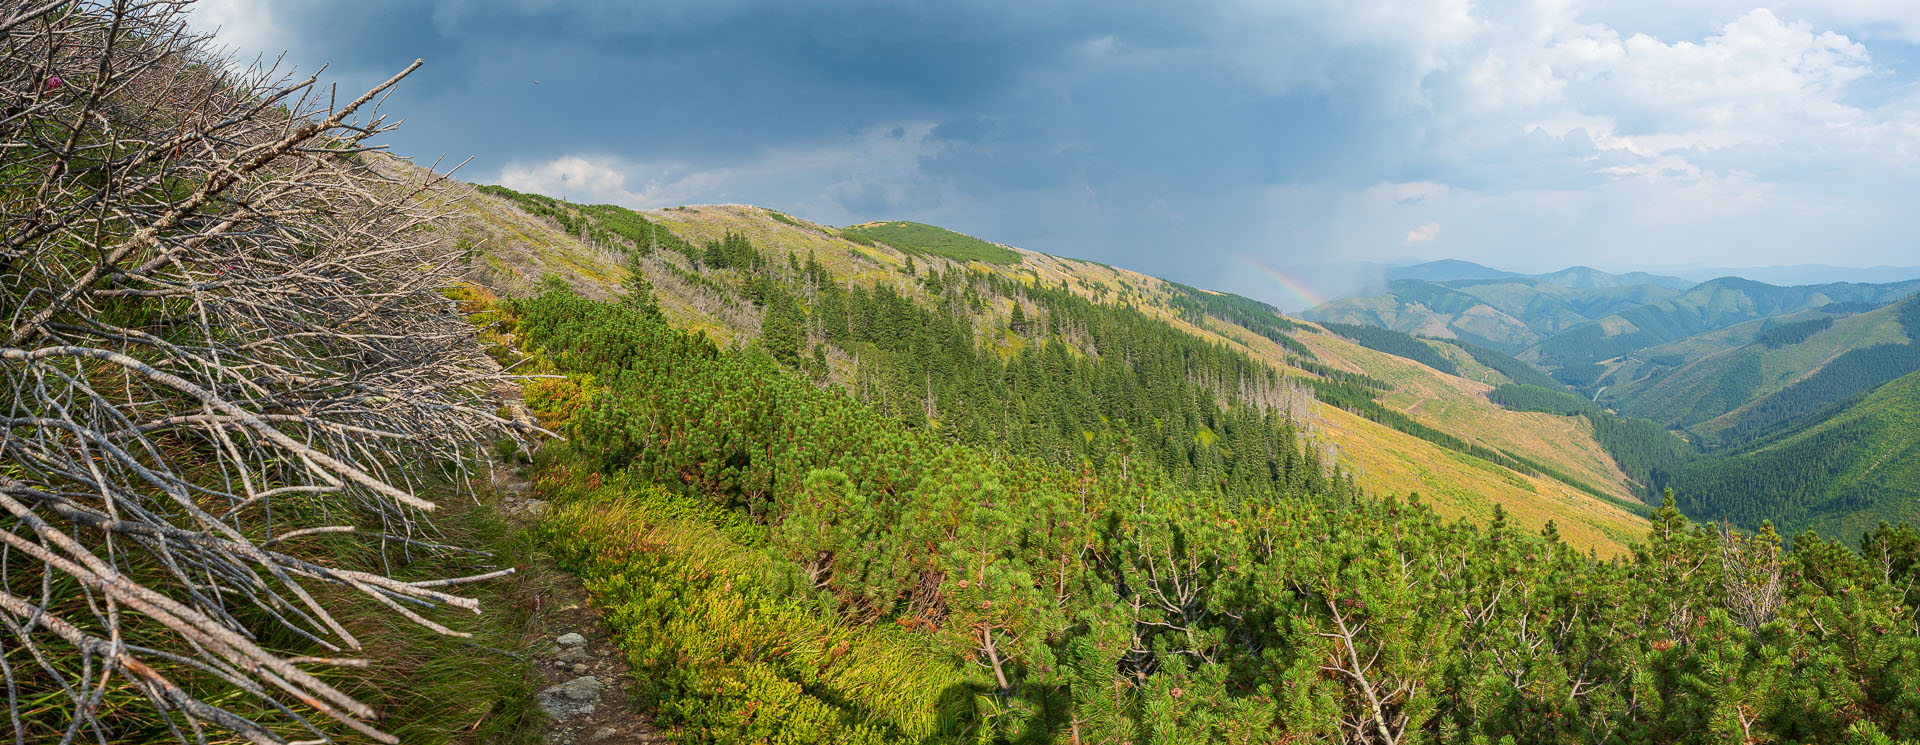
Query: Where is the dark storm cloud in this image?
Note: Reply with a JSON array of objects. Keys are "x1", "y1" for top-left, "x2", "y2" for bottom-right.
[{"x1": 195, "y1": 1, "x2": 1920, "y2": 309}]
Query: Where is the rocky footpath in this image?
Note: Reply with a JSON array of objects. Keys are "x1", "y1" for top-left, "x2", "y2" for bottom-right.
[{"x1": 493, "y1": 456, "x2": 664, "y2": 744}]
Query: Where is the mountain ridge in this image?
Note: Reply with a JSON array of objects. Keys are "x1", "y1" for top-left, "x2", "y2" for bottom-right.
[
  {"x1": 1378, "y1": 260, "x2": 1693, "y2": 290},
  {"x1": 385, "y1": 167, "x2": 1650, "y2": 552}
]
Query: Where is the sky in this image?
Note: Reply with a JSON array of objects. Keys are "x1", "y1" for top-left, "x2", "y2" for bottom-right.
[{"x1": 190, "y1": 1, "x2": 1920, "y2": 310}]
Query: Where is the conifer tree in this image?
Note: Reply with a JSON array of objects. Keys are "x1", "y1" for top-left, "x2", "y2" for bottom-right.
[{"x1": 622, "y1": 251, "x2": 664, "y2": 319}]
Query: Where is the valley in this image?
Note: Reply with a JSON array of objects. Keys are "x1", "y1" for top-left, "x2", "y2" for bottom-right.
[{"x1": 1314, "y1": 262, "x2": 1920, "y2": 540}]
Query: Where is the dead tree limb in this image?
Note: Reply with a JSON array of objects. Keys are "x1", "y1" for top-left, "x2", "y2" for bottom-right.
[{"x1": 1, "y1": 2, "x2": 524, "y2": 741}]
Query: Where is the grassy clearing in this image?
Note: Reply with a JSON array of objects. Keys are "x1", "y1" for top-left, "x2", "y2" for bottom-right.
[
  {"x1": 1310, "y1": 404, "x2": 1643, "y2": 555},
  {"x1": 1292, "y1": 327, "x2": 1639, "y2": 502}
]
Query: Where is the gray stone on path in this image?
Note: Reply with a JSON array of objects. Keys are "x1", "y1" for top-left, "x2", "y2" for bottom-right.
[
  {"x1": 588, "y1": 726, "x2": 617, "y2": 742},
  {"x1": 556, "y1": 632, "x2": 587, "y2": 647},
  {"x1": 538, "y1": 675, "x2": 602, "y2": 718}
]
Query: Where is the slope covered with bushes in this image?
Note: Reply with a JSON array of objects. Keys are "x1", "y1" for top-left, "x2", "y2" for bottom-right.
[
  {"x1": 505, "y1": 288, "x2": 1920, "y2": 744},
  {"x1": 430, "y1": 192, "x2": 1646, "y2": 550}
]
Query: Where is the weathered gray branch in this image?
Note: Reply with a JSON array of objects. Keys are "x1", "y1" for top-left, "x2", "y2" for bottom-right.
[{"x1": 0, "y1": 2, "x2": 524, "y2": 741}]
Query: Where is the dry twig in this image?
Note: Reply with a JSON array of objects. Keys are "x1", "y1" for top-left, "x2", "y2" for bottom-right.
[{"x1": 2, "y1": 2, "x2": 522, "y2": 741}]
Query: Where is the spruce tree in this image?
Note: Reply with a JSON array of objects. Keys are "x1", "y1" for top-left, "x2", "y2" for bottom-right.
[{"x1": 622, "y1": 251, "x2": 663, "y2": 319}]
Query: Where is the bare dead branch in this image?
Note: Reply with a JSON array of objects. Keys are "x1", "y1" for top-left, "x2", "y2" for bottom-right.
[{"x1": 1, "y1": 2, "x2": 523, "y2": 741}]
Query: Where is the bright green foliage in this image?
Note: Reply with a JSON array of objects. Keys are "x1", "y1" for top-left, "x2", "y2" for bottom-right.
[
  {"x1": 478, "y1": 184, "x2": 698, "y2": 259},
  {"x1": 840, "y1": 221, "x2": 1022, "y2": 264},
  {"x1": 513, "y1": 290, "x2": 1920, "y2": 744},
  {"x1": 761, "y1": 302, "x2": 805, "y2": 365},
  {"x1": 538, "y1": 479, "x2": 966, "y2": 744}
]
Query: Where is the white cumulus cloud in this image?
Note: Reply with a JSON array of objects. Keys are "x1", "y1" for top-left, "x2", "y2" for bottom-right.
[{"x1": 1403, "y1": 221, "x2": 1442, "y2": 245}]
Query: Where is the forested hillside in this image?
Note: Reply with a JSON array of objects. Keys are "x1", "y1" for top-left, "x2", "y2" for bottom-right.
[
  {"x1": 418, "y1": 183, "x2": 1647, "y2": 551},
  {"x1": 1667, "y1": 368, "x2": 1920, "y2": 540},
  {"x1": 1313, "y1": 260, "x2": 1920, "y2": 540},
  {"x1": 1604, "y1": 297, "x2": 1920, "y2": 446},
  {"x1": 19, "y1": 3, "x2": 1920, "y2": 743}
]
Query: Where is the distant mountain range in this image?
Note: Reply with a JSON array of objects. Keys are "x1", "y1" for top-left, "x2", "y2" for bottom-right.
[
  {"x1": 1521, "y1": 276, "x2": 1920, "y2": 373},
  {"x1": 1601, "y1": 296, "x2": 1919, "y2": 445},
  {"x1": 1382, "y1": 260, "x2": 1694, "y2": 291},
  {"x1": 1303, "y1": 274, "x2": 1688, "y2": 352},
  {"x1": 1380, "y1": 259, "x2": 1920, "y2": 288},
  {"x1": 1303, "y1": 257, "x2": 1920, "y2": 539},
  {"x1": 1258, "y1": 259, "x2": 1920, "y2": 314},
  {"x1": 1650, "y1": 264, "x2": 1920, "y2": 286},
  {"x1": 1306, "y1": 261, "x2": 1920, "y2": 362}
]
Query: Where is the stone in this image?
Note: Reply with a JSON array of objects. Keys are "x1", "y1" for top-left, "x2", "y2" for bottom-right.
[
  {"x1": 503, "y1": 497, "x2": 548, "y2": 519},
  {"x1": 556, "y1": 632, "x2": 587, "y2": 648},
  {"x1": 572, "y1": 663, "x2": 589, "y2": 674},
  {"x1": 588, "y1": 727, "x2": 617, "y2": 742},
  {"x1": 537, "y1": 675, "x2": 602, "y2": 719},
  {"x1": 555, "y1": 646, "x2": 588, "y2": 663}
]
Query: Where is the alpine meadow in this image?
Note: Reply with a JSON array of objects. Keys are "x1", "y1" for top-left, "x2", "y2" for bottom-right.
[{"x1": 6, "y1": 2, "x2": 1920, "y2": 745}]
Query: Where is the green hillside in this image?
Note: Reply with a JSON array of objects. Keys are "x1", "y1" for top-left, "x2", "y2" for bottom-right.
[
  {"x1": 26, "y1": 5, "x2": 1920, "y2": 744},
  {"x1": 434, "y1": 181, "x2": 1920, "y2": 740},
  {"x1": 408, "y1": 176, "x2": 1920, "y2": 745},
  {"x1": 1525, "y1": 276, "x2": 1920, "y2": 376},
  {"x1": 1602, "y1": 298, "x2": 1917, "y2": 439},
  {"x1": 1668, "y1": 367, "x2": 1920, "y2": 539},
  {"x1": 1590, "y1": 308, "x2": 1831, "y2": 393},
  {"x1": 840, "y1": 220, "x2": 1022, "y2": 264}
]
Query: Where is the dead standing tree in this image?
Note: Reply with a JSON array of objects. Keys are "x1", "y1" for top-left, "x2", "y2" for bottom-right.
[{"x1": 1, "y1": 2, "x2": 522, "y2": 742}]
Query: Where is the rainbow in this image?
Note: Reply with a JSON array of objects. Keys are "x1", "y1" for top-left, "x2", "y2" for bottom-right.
[{"x1": 1239, "y1": 255, "x2": 1328, "y2": 309}]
